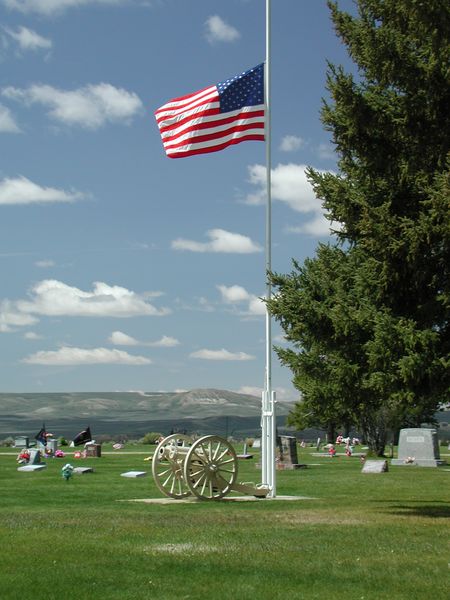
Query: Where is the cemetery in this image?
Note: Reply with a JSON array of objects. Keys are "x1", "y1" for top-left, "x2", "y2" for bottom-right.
[
  {"x1": 0, "y1": 432, "x2": 448, "y2": 600},
  {"x1": 0, "y1": 0, "x2": 447, "y2": 597}
]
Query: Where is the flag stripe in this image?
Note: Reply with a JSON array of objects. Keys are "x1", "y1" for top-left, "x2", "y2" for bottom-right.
[
  {"x1": 165, "y1": 130, "x2": 265, "y2": 158},
  {"x1": 158, "y1": 102, "x2": 265, "y2": 154},
  {"x1": 166, "y1": 134, "x2": 265, "y2": 159},
  {"x1": 155, "y1": 64, "x2": 265, "y2": 158},
  {"x1": 161, "y1": 110, "x2": 265, "y2": 146},
  {"x1": 164, "y1": 120, "x2": 265, "y2": 150},
  {"x1": 157, "y1": 104, "x2": 220, "y2": 134},
  {"x1": 155, "y1": 86, "x2": 217, "y2": 116},
  {"x1": 155, "y1": 94, "x2": 219, "y2": 124}
]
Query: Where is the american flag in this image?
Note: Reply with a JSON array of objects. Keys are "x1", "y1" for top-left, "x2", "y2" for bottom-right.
[
  {"x1": 155, "y1": 63, "x2": 265, "y2": 158},
  {"x1": 35, "y1": 424, "x2": 47, "y2": 446}
]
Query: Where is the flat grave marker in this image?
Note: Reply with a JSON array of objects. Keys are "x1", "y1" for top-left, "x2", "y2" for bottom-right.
[
  {"x1": 121, "y1": 471, "x2": 147, "y2": 478},
  {"x1": 73, "y1": 467, "x2": 94, "y2": 474},
  {"x1": 17, "y1": 464, "x2": 47, "y2": 472},
  {"x1": 362, "y1": 460, "x2": 388, "y2": 473}
]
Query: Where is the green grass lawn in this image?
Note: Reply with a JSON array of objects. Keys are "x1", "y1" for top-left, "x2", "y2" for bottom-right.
[{"x1": 0, "y1": 444, "x2": 448, "y2": 600}]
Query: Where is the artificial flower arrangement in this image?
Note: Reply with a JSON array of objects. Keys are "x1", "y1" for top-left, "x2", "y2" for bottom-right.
[
  {"x1": 61, "y1": 463, "x2": 74, "y2": 481},
  {"x1": 16, "y1": 450, "x2": 30, "y2": 464}
]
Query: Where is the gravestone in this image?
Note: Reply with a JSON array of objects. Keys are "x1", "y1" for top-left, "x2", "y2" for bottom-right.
[
  {"x1": 47, "y1": 439, "x2": 58, "y2": 453},
  {"x1": 121, "y1": 471, "x2": 147, "y2": 478},
  {"x1": 362, "y1": 459, "x2": 388, "y2": 473},
  {"x1": 276, "y1": 436, "x2": 304, "y2": 470},
  {"x1": 391, "y1": 428, "x2": 446, "y2": 467},
  {"x1": 73, "y1": 467, "x2": 94, "y2": 474},
  {"x1": 85, "y1": 444, "x2": 101, "y2": 458},
  {"x1": 14, "y1": 436, "x2": 29, "y2": 449},
  {"x1": 237, "y1": 442, "x2": 253, "y2": 460},
  {"x1": 28, "y1": 449, "x2": 43, "y2": 465},
  {"x1": 17, "y1": 464, "x2": 47, "y2": 472}
]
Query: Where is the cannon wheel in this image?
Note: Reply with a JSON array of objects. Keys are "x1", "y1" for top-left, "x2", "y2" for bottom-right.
[
  {"x1": 152, "y1": 434, "x2": 193, "y2": 499},
  {"x1": 183, "y1": 435, "x2": 238, "y2": 500}
]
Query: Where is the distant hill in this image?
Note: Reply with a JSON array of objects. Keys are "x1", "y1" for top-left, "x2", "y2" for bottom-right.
[
  {"x1": 3, "y1": 390, "x2": 446, "y2": 442},
  {"x1": 0, "y1": 389, "x2": 296, "y2": 439}
]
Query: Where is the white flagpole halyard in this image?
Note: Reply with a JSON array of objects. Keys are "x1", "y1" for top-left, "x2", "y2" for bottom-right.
[{"x1": 262, "y1": 0, "x2": 276, "y2": 497}]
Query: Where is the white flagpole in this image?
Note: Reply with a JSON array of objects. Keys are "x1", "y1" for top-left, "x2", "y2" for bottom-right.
[{"x1": 262, "y1": 0, "x2": 276, "y2": 497}]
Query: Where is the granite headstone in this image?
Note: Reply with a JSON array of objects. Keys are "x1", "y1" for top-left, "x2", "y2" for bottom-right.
[
  {"x1": 85, "y1": 444, "x2": 102, "y2": 458},
  {"x1": 276, "y1": 436, "x2": 304, "y2": 470},
  {"x1": 391, "y1": 428, "x2": 446, "y2": 467},
  {"x1": 14, "y1": 436, "x2": 29, "y2": 449}
]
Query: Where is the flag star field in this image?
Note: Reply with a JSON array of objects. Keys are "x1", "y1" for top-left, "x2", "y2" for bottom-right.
[
  {"x1": 217, "y1": 64, "x2": 264, "y2": 112},
  {"x1": 0, "y1": 0, "x2": 355, "y2": 397}
]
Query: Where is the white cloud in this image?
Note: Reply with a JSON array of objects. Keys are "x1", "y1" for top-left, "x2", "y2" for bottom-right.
[
  {"x1": 35, "y1": 259, "x2": 55, "y2": 268},
  {"x1": 152, "y1": 335, "x2": 180, "y2": 348},
  {"x1": 217, "y1": 284, "x2": 250, "y2": 304},
  {"x1": 0, "y1": 176, "x2": 84, "y2": 205},
  {"x1": 3, "y1": 0, "x2": 130, "y2": 16},
  {"x1": 237, "y1": 385, "x2": 261, "y2": 397},
  {"x1": 172, "y1": 229, "x2": 261, "y2": 254},
  {"x1": 109, "y1": 330, "x2": 180, "y2": 347},
  {"x1": 217, "y1": 284, "x2": 266, "y2": 316},
  {"x1": 16, "y1": 279, "x2": 170, "y2": 318},
  {"x1": 0, "y1": 103, "x2": 21, "y2": 133},
  {"x1": 247, "y1": 295, "x2": 266, "y2": 316},
  {"x1": 285, "y1": 213, "x2": 333, "y2": 237},
  {"x1": 109, "y1": 330, "x2": 138, "y2": 345},
  {"x1": 3, "y1": 83, "x2": 143, "y2": 129},
  {"x1": 175, "y1": 296, "x2": 215, "y2": 313},
  {"x1": 190, "y1": 348, "x2": 254, "y2": 361},
  {"x1": 279, "y1": 135, "x2": 304, "y2": 152},
  {"x1": 22, "y1": 346, "x2": 152, "y2": 365},
  {"x1": 4, "y1": 26, "x2": 52, "y2": 51},
  {"x1": 246, "y1": 162, "x2": 338, "y2": 237},
  {"x1": 246, "y1": 163, "x2": 323, "y2": 213},
  {"x1": 205, "y1": 15, "x2": 240, "y2": 44},
  {"x1": 0, "y1": 300, "x2": 38, "y2": 332},
  {"x1": 24, "y1": 331, "x2": 43, "y2": 340}
]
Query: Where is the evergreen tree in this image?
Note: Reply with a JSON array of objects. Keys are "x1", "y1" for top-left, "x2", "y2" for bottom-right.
[{"x1": 268, "y1": 0, "x2": 450, "y2": 455}]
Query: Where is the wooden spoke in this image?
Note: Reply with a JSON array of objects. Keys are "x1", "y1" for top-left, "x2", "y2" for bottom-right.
[
  {"x1": 151, "y1": 434, "x2": 193, "y2": 499},
  {"x1": 184, "y1": 435, "x2": 238, "y2": 500}
]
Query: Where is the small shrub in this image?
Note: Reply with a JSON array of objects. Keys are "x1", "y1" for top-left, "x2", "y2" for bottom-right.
[
  {"x1": 141, "y1": 432, "x2": 163, "y2": 444},
  {"x1": 0, "y1": 436, "x2": 14, "y2": 447}
]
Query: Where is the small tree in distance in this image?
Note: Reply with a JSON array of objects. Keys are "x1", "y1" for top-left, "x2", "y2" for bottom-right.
[{"x1": 141, "y1": 432, "x2": 163, "y2": 445}]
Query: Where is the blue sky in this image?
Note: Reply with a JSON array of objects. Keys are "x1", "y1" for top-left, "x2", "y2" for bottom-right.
[{"x1": 0, "y1": 0, "x2": 355, "y2": 397}]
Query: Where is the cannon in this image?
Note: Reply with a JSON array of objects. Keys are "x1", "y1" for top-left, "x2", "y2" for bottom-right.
[{"x1": 152, "y1": 434, "x2": 269, "y2": 500}]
